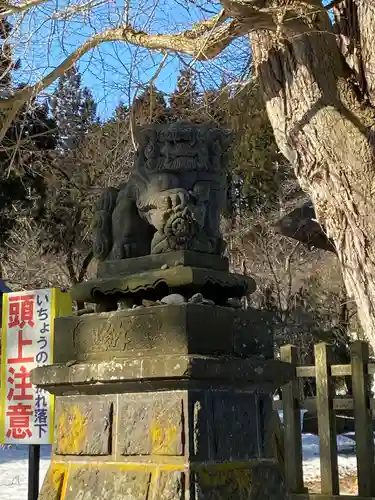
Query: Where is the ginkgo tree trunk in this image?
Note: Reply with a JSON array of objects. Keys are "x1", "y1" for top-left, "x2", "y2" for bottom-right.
[
  {"x1": 2, "y1": 0, "x2": 375, "y2": 348},
  {"x1": 248, "y1": 1, "x2": 375, "y2": 345}
]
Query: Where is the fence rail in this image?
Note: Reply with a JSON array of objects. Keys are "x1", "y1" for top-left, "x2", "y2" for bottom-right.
[{"x1": 273, "y1": 341, "x2": 375, "y2": 500}]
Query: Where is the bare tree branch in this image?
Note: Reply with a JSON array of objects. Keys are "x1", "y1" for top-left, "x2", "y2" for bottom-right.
[
  {"x1": 0, "y1": 13, "x2": 249, "y2": 114},
  {"x1": 51, "y1": 0, "x2": 107, "y2": 20},
  {"x1": 0, "y1": 0, "x2": 335, "y2": 142},
  {"x1": 78, "y1": 250, "x2": 93, "y2": 282},
  {"x1": 66, "y1": 251, "x2": 78, "y2": 285},
  {"x1": 0, "y1": 0, "x2": 48, "y2": 17}
]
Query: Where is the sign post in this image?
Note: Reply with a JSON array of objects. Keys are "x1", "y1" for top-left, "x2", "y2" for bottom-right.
[
  {"x1": 0, "y1": 288, "x2": 72, "y2": 500},
  {"x1": 28, "y1": 444, "x2": 40, "y2": 500}
]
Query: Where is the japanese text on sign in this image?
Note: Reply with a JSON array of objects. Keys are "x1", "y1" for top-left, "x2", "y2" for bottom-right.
[{"x1": 0, "y1": 289, "x2": 72, "y2": 444}]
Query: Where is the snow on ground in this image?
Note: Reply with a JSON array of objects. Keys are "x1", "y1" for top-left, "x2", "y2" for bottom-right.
[
  {"x1": 278, "y1": 409, "x2": 358, "y2": 485},
  {"x1": 0, "y1": 445, "x2": 51, "y2": 500},
  {"x1": 303, "y1": 433, "x2": 357, "y2": 482},
  {"x1": 0, "y1": 435, "x2": 360, "y2": 499}
]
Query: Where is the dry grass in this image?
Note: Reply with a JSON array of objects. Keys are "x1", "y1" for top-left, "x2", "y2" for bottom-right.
[{"x1": 305, "y1": 473, "x2": 358, "y2": 495}]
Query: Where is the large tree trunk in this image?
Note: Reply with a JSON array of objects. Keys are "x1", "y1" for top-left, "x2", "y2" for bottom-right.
[{"x1": 249, "y1": 2, "x2": 375, "y2": 346}]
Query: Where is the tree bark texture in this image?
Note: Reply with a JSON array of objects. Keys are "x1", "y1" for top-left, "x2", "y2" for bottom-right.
[{"x1": 250, "y1": 1, "x2": 375, "y2": 345}]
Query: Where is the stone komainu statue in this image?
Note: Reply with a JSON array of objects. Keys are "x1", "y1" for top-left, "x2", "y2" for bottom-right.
[{"x1": 92, "y1": 121, "x2": 232, "y2": 261}]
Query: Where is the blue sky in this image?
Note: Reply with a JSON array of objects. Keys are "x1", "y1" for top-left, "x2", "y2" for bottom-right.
[{"x1": 11, "y1": 0, "x2": 249, "y2": 120}]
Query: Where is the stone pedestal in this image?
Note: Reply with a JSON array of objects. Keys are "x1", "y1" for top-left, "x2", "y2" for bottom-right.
[{"x1": 32, "y1": 253, "x2": 292, "y2": 499}]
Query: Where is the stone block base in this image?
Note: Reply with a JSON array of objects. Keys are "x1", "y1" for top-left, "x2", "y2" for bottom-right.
[
  {"x1": 39, "y1": 460, "x2": 289, "y2": 500},
  {"x1": 35, "y1": 389, "x2": 289, "y2": 499}
]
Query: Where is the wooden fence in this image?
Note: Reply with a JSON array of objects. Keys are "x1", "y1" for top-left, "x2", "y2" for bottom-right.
[{"x1": 273, "y1": 341, "x2": 375, "y2": 500}]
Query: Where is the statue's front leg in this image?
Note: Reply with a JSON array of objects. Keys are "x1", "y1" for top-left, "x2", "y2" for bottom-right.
[
  {"x1": 111, "y1": 188, "x2": 154, "y2": 259},
  {"x1": 92, "y1": 187, "x2": 119, "y2": 261},
  {"x1": 110, "y1": 238, "x2": 141, "y2": 260}
]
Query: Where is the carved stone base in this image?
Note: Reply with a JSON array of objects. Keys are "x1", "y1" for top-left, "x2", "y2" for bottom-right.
[
  {"x1": 51, "y1": 304, "x2": 275, "y2": 363},
  {"x1": 33, "y1": 295, "x2": 291, "y2": 499},
  {"x1": 37, "y1": 388, "x2": 289, "y2": 500},
  {"x1": 70, "y1": 266, "x2": 256, "y2": 305},
  {"x1": 40, "y1": 459, "x2": 288, "y2": 499},
  {"x1": 97, "y1": 250, "x2": 230, "y2": 278}
]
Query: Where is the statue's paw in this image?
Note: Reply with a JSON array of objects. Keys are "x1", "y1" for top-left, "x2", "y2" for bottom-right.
[{"x1": 123, "y1": 241, "x2": 139, "y2": 258}]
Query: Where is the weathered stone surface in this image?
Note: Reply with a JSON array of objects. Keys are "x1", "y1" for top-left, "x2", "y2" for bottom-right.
[
  {"x1": 212, "y1": 392, "x2": 260, "y2": 460},
  {"x1": 92, "y1": 122, "x2": 231, "y2": 262},
  {"x1": 32, "y1": 356, "x2": 295, "y2": 396},
  {"x1": 39, "y1": 463, "x2": 288, "y2": 500},
  {"x1": 118, "y1": 393, "x2": 184, "y2": 456},
  {"x1": 119, "y1": 404, "x2": 150, "y2": 455},
  {"x1": 33, "y1": 121, "x2": 290, "y2": 500},
  {"x1": 38, "y1": 463, "x2": 66, "y2": 500},
  {"x1": 64, "y1": 467, "x2": 151, "y2": 500},
  {"x1": 193, "y1": 461, "x2": 289, "y2": 500},
  {"x1": 97, "y1": 251, "x2": 229, "y2": 278},
  {"x1": 53, "y1": 304, "x2": 272, "y2": 364},
  {"x1": 190, "y1": 393, "x2": 215, "y2": 461},
  {"x1": 151, "y1": 398, "x2": 185, "y2": 456},
  {"x1": 54, "y1": 396, "x2": 113, "y2": 455},
  {"x1": 154, "y1": 471, "x2": 185, "y2": 500},
  {"x1": 234, "y1": 308, "x2": 274, "y2": 360},
  {"x1": 70, "y1": 266, "x2": 256, "y2": 305},
  {"x1": 188, "y1": 391, "x2": 269, "y2": 461}
]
